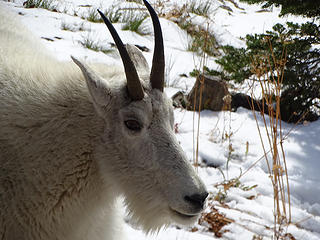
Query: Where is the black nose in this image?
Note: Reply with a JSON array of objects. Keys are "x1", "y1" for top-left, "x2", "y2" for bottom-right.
[{"x1": 184, "y1": 192, "x2": 208, "y2": 209}]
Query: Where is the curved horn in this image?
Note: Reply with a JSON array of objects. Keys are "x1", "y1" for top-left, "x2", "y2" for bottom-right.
[
  {"x1": 97, "y1": 10, "x2": 144, "y2": 101},
  {"x1": 143, "y1": 0, "x2": 165, "y2": 92}
]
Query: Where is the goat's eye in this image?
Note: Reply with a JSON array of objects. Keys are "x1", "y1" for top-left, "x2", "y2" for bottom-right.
[{"x1": 124, "y1": 120, "x2": 142, "y2": 131}]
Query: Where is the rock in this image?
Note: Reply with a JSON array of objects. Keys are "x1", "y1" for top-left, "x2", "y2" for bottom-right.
[
  {"x1": 231, "y1": 93, "x2": 269, "y2": 114},
  {"x1": 134, "y1": 44, "x2": 150, "y2": 52},
  {"x1": 187, "y1": 74, "x2": 230, "y2": 111},
  {"x1": 172, "y1": 91, "x2": 188, "y2": 109},
  {"x1": 171, "y1": 75, "x2": 273, "y2": 117}
]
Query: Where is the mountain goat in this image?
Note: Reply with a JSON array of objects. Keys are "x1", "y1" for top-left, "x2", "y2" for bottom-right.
[{"x1": 0, "y1": 1, "x2": 208, "y2": 239}]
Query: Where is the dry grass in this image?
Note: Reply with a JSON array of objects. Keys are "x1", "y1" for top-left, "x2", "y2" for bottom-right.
[
  {"x1": 192, "y1": 33, "x2": 296, "y2": 240},
  {"x1": 159, "y1": 3, "x2": 297, "y2": 239},
  {"x1": 247, "y1": 37, "x2": 292, "y2": 238},
  {"x1": 190, "y1": 22, "x2": 234, "y2": 238},
  {"x1": 192, "y1": 23, "x2": 211, "y2": 168},
  {"x1": 162, "y1": 3, "x2": 219, "y2": 56},
  {"x1": 199, "y1": 205, "x2": 233, "y2": 237}
]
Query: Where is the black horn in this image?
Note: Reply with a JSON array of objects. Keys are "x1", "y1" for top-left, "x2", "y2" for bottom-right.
[
  {"x1": 97, "y1": 10, "x2": 144, "y2": 101},
  {"x1": 143, "y1": 0, "x2": 165, "y2": 92}
]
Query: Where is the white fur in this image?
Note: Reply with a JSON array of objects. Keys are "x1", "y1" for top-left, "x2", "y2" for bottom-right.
[{"x1": 0, "y1": 4, "x2": 207, "y2": 240}]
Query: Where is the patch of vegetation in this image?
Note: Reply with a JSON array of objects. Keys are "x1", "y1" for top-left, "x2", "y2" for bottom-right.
[
  {"x1": 214, "y1": 176, "x2": 258, "y2": 204},
  {"x1": 61, "y1": 22, "x2": 85, "y2": 32},
  {"x1": 199, "y1": 205, "x2": 233, "y2": 238},
  {"x1": 166, "y1": 3, "x2": 220, "y2": 56},
  {"x1": 177, "y1": 17, "x2": 220, "y2": 56},
  {"x1": 189, "y1": 66, "x2": 220, "y2": 78},
  {"x1": 187, "y1": 29, "x2": 219, "y2": 56},
  {"x1": 61, "y1": 22, "x2": 72, "y2": 31},
  {"x1": 125, "y1": 0, "x2": 143, "y2": 3},
  {"x1": 187, "y1": 0, "x2": 212, "y2": 18},
  {"x1": 121, "y1": 10, "x2": 149, "y2": 35},
  {"x1": 104, "y1": 7, "x2": 122, "y2": 23},
  {"x1": 23, "y1": 0, "x2": 57, "y2": 10},
  {"x1": 79, "y1": 35, "x2": 113, "y2": 54},
  {"x1": 80, "y1": 5, "x2": 149, "y2": 35},
  {"x1": 252, "y1": 235, "x2": 264, "y2": 240},
  {"x1": 84, "y1": 8, "x2": 103, "y2": 23}
]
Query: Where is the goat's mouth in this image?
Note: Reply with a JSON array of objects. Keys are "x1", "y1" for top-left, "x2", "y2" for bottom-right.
[{"x1": 170, "y1": 208, "x2": 199, "y2": 219}]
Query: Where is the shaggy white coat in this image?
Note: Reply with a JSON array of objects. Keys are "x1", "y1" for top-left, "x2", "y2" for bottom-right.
[{"x1": 0, "y1": 4, "x2": 207, "y2": 240}]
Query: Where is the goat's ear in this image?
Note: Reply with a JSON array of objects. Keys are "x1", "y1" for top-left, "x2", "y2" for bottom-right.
[
  {"x1": 71, "y1": 56, "x2": 112, "y2": 108},
  {"x1": 125, "y1": 44, "x2": 149, "y2": 74}
]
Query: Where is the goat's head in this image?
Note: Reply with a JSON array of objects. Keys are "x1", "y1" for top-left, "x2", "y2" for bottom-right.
[{"x1": 72, "y1": 0, "x2": 207, "y2": 232}]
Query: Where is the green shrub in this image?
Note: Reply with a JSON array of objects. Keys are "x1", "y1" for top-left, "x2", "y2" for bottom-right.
[
  {"x1": 240, "y1": 0, "x2": 320, "y2": 18},
  {"x1": 212, "y1": 22, "x2": 320, "y2": 122}
]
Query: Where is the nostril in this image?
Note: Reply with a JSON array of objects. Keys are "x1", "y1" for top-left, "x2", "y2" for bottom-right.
[{"x1": 184, "y1": 192, "x2": 209, "y2": 209}]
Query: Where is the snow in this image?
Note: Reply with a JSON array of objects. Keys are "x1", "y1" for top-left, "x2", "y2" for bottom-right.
[{"x1": 1, "y1": 0, "x2": 319, "y2": 239}]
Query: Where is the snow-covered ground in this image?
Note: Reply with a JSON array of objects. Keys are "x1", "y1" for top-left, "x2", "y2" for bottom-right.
[{"x1": 1, "y1": 0, "x2": 319, "y2": 239}]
